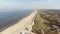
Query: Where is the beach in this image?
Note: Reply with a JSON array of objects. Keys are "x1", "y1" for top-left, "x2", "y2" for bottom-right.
[{"x1": 0, "y1": 10, "x2": 37, "y2": 34}]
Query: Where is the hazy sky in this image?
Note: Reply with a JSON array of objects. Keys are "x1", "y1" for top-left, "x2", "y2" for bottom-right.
[{"x1": 0, "y1": 0, "x2": 60, "y2": 9}]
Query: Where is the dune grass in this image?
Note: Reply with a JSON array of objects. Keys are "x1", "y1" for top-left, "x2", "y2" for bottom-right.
[
  {"x1": 32, "y1": 11, "x2": 59, "y2": 34},
  {"x1": 32, "y1": 11, "x2": 48, "y2": 33}
]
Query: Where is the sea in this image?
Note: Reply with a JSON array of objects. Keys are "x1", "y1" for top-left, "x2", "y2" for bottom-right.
[{"x1": 0, "y1": 9, "x2": 34, "y2": 31}]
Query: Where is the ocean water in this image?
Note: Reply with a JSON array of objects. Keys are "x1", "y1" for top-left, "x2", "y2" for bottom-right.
[{"x1": 0, "y1": 10, "x2": 34, "y2": 30}]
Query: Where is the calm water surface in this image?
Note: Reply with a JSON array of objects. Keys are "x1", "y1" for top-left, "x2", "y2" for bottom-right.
[{"x1": 0, "y1": 10, "x2": 34, "y2": 30}]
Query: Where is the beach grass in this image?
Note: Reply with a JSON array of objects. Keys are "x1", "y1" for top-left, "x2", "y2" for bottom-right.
[{"x1": 32, "y1": 10, "x2": 59, "y2": 34}]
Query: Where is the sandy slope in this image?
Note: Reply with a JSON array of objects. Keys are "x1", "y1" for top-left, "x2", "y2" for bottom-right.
[{"x1": 0, "y1": 10, "x2": 37, "y2": 34}]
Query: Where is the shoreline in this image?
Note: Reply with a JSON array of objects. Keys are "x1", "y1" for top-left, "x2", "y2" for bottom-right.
[
  {"x1": 0, "y1": 11, "x2": 34, "y2": 32},
  {"x1": 1, "y1": 10, "x2": 37, "y2": 34}
]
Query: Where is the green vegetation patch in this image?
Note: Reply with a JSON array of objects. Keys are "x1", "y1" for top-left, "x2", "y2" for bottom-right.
[{"x1": 32, "y1": 11, "x2": 59, "y2": 34}]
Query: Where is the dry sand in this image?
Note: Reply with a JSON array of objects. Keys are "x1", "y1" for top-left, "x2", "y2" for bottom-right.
[{"x1": 0, "y1": 10, "x2": 37, "y2": 34}]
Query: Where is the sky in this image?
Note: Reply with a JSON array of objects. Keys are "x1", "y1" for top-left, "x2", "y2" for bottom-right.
[{"x1": 0, "y1": 0, "x2": 60, "y2": 9}]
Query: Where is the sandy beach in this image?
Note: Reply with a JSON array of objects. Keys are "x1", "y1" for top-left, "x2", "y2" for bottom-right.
[{"x1": 0, "y1": 10, "x2": 37, "y2": 34}]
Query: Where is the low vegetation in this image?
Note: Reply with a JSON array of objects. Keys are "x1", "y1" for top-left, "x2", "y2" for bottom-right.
[{"x1": 32, "y1": 10, "x2": 60, "y2": 34}]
